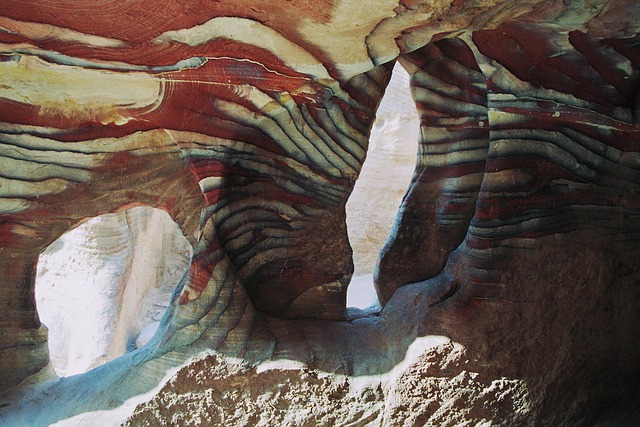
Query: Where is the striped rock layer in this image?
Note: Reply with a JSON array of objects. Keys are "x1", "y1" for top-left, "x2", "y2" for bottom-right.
[
  {"x1": 0, "y1": 0, "x2": 639, "y2": 424},
  {"x1": 377, "y1": 18, "x2": 640, "y2": 418}
]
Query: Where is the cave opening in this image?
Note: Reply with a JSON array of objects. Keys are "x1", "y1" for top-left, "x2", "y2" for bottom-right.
[
  {"x1": 345, "y1": 62, "x2": 419, "y2": 309},
  {"x1": 34, "y1": 206, "x2": 192, "y2": 377}
]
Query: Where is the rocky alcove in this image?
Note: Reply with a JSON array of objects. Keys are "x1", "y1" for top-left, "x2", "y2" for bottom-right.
[{"x1": 1, "y1": 1, "x2": 640, "y2": 426}]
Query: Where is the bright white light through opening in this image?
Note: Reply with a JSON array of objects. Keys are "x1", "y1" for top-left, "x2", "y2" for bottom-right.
[
  {"x1": 346, "y1": 63, "x2": 419, "y2": 309},
  {"x1": 35, "y1": 206, "x2": 191, "y2": 377}
]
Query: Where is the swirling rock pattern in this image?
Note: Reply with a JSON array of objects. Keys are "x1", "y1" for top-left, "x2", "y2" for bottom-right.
[{"x1": 0, "y1": 0, "x2": 639, "y2": 424}]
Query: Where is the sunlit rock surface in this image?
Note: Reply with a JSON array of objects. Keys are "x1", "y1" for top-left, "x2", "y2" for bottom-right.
[
  {"x1": 36, "y1": 207, "x2": 191, "y2": 376},
  {"x1": 347, "y1": 63, "x2": 419, "y2": 277},
  {"x1": 346, "y1": 63, "x2": 419, "y2": 309},
  {"x1": 1, "y1": 0, "x2": 639, "y2": 426}
]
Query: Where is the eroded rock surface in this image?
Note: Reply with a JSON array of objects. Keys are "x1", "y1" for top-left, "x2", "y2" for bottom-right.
[
  {"x1": 36, "y1": 207, "x2": 191, "y2": 376},
  {"x1": 0, "y1": 0, "x2": 639, "y2": 425},
  {"x1": 125, "y1": 341, "x2": 532, "y2": 427}
]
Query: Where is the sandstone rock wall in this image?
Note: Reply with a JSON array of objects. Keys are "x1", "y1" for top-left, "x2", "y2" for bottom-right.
[
  {"x1": 36, "y1": 207, "x2": 191, "y2": 376},
  {"x1": 346, "y1": 63, "x2": 418, "y2": 277},
  {"x1": 1, "y1": 1, "x2": 639, "y2": 426}
]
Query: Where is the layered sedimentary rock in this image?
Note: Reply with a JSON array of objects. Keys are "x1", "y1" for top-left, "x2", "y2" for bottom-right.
[{"x1": 0, "y1": 0, "x2": 639, "y2": 425}]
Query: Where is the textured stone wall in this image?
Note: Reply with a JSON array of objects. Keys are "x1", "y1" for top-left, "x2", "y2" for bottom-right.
[
  {"x1": 346, "y1": 63, "x2": 418, "y2": 278},
  {"x1": 36, "y1": 207, "x2": 191, "y2": 376},
  {"x1": 1, "y1": 1, "x2": 639, "y2": 425}
]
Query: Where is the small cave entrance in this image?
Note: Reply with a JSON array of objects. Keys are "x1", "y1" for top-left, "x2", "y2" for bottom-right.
[
  {"x1": 346, "y1": 63, "x2": 419, "y2": 309},
  {"x1": 35, "y1": 206, "x2": 192, "y2": 377}
]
